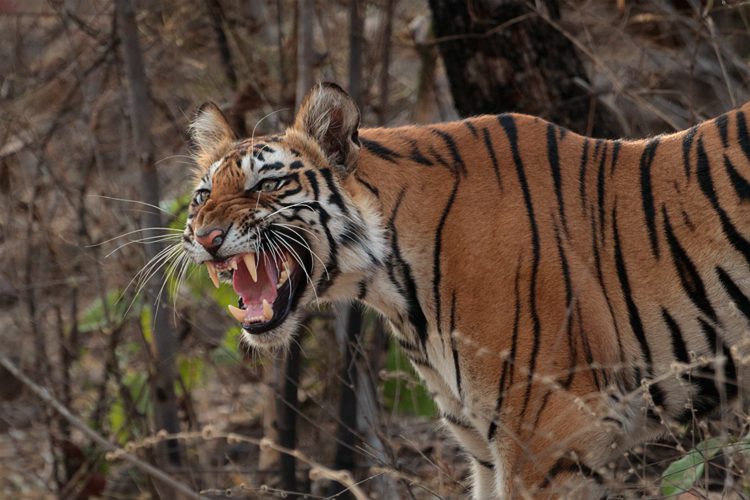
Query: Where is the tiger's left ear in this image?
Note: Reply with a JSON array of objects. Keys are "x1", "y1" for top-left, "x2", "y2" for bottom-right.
[
  {"x1": 294, "y1": 82, "x2": 361, "y2": 175},
  {"x1": 189, "y1": 102, "x2": 236, "y2": 168}
]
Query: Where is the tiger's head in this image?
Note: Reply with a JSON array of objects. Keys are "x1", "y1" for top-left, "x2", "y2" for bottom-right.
[{"x1": 182, "y1": 83, "x2": 379, "y2": 350}]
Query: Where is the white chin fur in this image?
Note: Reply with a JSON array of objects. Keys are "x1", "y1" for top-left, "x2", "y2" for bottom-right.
[{"x1": 240, "y1": 319, "x2": 299, "y2": 351}]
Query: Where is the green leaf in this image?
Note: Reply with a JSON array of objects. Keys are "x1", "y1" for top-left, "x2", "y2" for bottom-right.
[
  {"x1": 139, "y1": 306, "x2": 153, "y2": 344},
  {"x1": 211, "y1": 327, "x2": 243, "y2": 365},
  {"x1": 381, "y1": 338, "x2": 436, "y2": 417},
  {"x1": 107, "y1": 400, "x2": 127, "y2": 445},
  {"x1": 177, "y1": 355, "x2": 208, "y2": 394},
  {"x1": 661, "y1": 437, "x2": 723, "y2": 496},
  {"x1": 78, "y1": 289, "x2": 129, "y2": 333}
]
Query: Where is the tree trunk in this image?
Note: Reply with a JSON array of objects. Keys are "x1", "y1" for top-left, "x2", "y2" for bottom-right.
[
  {"x1": 115, "y1": 0, "x2": 182, "y2": 467},
  {"x1": 205, "y1": 0, "x2": 248, "y2": 136},
  {"x1": 377, "y1": 0, "x2": 395, "y2": 125},
  {"x1": 295, "y1": 0, "x2": 314, "y2": 110},
  {"x1": 427, "y1": 0, "x2": 620, "y2": 137},
  {"x1": 327, "y1": 304, "x2": 364, "y2": 498},
  {"x1": 277, "y1": 337, "x2": 302, "y2": 492},
  {"x1": 348, "y1": 0, "x2": 364, "y2": 108},
  {"x1": 267, "y1": 0, "x2": 317, "y2": 488}
]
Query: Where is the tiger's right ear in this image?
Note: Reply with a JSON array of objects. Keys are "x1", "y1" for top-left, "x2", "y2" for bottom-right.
[
  {"x1": 189, "y1": 102, "x2": 236, "y2": 168},
  {"x1": 293, "y1": 82, "x2": 360, "y2": 175}
]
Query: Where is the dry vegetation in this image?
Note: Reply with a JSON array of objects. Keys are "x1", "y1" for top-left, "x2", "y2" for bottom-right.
[{"x1": 1, "y1": 0, "x2": 750, "y2": 498}]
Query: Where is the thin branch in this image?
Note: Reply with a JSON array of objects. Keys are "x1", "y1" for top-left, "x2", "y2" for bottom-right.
[{"x1": 0, "y1": 354, "x2": 207, "y2": 500}]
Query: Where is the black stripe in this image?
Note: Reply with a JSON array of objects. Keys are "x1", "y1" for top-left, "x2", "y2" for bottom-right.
[
  {"x1": 613, "y1": 203, "x2": 665, "y2": 409},
  {"x1": 488, "y1": 260, "x2": 522, "y2": 441},
  {"x1": 591, "y1": 205, "x2": 626, "y2": 365},
  {"x1": 314, "y1": 208, "x2": 340, "y2": 295},
  {"x1": 716, "y1": 113, "x2": 729, "y2": 148},
  {"x1": 696, "y1": 136, "x2": 750, "y2": 267},
  {"x1": 578, "y1": 139, "x2": 590, "y2": 211},
  {"x1": 354, "y1": 172, "x2": 379, "y2": 197},
  {"x1": 357, "y1": 279, "x2": 368, "y2": 300},
  {"x1": 532, "y1": 226, "x2": 575, "y2": 428},
  {"x1": 278, "y1": 185, "x2": 303, "y2": 198},
  {"x1": 738, "y1": 111, "x2": 750, "y2": 163},
  {"x1": 717, "y1": 266, "x2": 750, "y2": 325},
  {"x1": 449, "y1": 291, "x2": 462, "y2": 399},
  {"x1": 259, "y1": 161, "x2": 285, "y2": 171},
  {"x1": 682, "y1": 210, "x2": 696, "y2": 231},
  {"x1": 388, "y1": 189, "x2": 429, "y2": 348},
  {"x1": 397, "y1": 337, "x2": 421, "y2": 353},
  {"x1": 723, "y1": 154, "x2": 750, "y2": 203},
  {"x1": 409, "y1": 356, "x2": 433, "y2": 369},
  {"x1": 304, "y1": 170, "x2": 320, "y2": 199},
  {"x1": 661, "y1": 308, "x2": 690, "y2": 363},
  {"x1": 408, "y1": 141, "x2": 434, "y2": 166},
  {"x1": 577, "y1": 302, "x2": 602, "y2": 392},
  {"x1": 698, "y1": 318, "x2": 738, "y2": 403},
  {"x1": 318, "y1": 167, "x2": 349, "y2": 215},
  {"x1": 499, "y1": 115, "x2": 542, "y2": 420},
  {"x1": 609, "y1": 139, "x2": 621, "y2": 175},
  {"x1": 662, "y1": 205, "x2": 717, "y2": 322},
  {"x1": 432, "y1": 177, "x2": 460, "y2": 345},
  {"x1": 661, "y1": 308, "x2": 694, "y2": 422},
  {"x1": 473, "y1": 457, "x2": 494, "y2": 470},
  {"x1": 427, "y1": 144, "x2": 450, "y2": 169},
  {"x1": 682, "y1": 125, "x2": 698, "y2": 179},
  {"x1": 596, "y1": 141, "x2": 609, "y2": 244},
  {"x1": 639, "y1": 138, "x2": 661, "y2": 258},
  {"x1": 442, "y1": 412, "x2": 471, "y2": 429},
  {"x1": 339, "y1": 219, "x2": 367, "y2": 248},
  {"x1": 482, "y1": 127, "x2": 503, "y2": 192},
  {"x1": 431, "y1": 128, "x2": 467, "y2": 176},
  {"x1": 464, "y1": 120, "x2": 478, "y2": 138},
  {"x1": 554, "y1": 224, "x2": 577, "y2": 389},
  {"x1": 361, "y1": 138, "x2": 401, "y2": 164},
  {"x1": 547, "y1": 123, "x2": 568, "y2": 234},
  {"x1": 540, "y1": 457, "x2": 604, "y2": 488}
]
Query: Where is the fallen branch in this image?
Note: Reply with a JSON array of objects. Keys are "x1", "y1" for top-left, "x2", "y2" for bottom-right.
[
  {"x1": 114, "y1": 428, "x2": 372, "y2": 500},
  {"x1": 0, "y1": 354, "x2": 207, "y2": 500}
]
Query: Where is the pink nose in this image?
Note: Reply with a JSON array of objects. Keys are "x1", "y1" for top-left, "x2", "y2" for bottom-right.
[{"x1": 195, "y1": 227, "x2": 225, "y2": 250}]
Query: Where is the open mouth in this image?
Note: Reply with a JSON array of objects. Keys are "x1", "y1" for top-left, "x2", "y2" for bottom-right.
[{"x1": 203, "y1": 245, "x2": 310, "y2": 334}]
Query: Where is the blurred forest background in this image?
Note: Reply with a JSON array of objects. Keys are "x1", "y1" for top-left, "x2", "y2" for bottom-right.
[{"x1": 1, "y1": 0, "x2": 750, "y2": 498}]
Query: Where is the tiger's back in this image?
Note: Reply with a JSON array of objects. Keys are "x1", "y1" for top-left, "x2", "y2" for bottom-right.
[{"x1": 351, "y1": 104, "x2": 750, "y2": 495}]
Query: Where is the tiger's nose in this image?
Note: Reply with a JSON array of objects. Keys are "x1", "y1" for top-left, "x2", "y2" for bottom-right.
[{"x1": 195, "y1": 227, "x2": 226, "y2": 252}]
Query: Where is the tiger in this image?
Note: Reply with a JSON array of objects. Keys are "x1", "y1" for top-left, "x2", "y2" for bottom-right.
[{"x1": 181, "y1": 81, "x2": 750, "y2": 498}]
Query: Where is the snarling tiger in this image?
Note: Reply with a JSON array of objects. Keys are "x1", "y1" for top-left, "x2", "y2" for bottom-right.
[{"x1": 182, "y1": 82, "x2": 750, "y2": 498}]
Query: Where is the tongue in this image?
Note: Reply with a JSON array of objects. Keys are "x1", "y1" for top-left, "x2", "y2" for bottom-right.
[{"x1": 233, "y1": 255, "x2": 279, "y2": 319}]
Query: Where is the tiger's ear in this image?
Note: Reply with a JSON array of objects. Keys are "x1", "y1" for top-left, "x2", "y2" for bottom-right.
[
  {"x1": 189, "y1": 102, "x2": 236, "y2": 168},
  {"x1": 293, "y1": 82, "x2": 360, "y2": 175}
]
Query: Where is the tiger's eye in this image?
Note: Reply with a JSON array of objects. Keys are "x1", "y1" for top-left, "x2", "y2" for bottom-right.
[
  {"x1": 260, "y1": 180, "x2": 278, "y2": 192},
  {"x1": 193, "y1": 189, "x2": 210, "y2": 205}
]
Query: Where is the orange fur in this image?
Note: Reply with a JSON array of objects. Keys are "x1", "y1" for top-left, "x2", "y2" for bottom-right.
[{"x1": 184, "y1": 84, "x2": 750, "y2": 498}]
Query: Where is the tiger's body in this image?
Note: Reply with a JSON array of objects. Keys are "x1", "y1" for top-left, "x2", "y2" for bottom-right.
[{"x1": 182, "y1": 83, "x2": 750, "y2": 498}]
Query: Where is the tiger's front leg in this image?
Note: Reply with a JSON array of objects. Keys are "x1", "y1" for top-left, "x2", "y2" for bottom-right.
[
  {"x1": 433, "y1": 391, "x2": 500, "y2": 498},
  {"x1": 442, "y1": 412, "x2": 496, "y2": 498}
]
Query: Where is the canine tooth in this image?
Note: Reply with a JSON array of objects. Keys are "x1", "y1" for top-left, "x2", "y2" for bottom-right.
[
  {"x1": 244, "y1": 253, "x2": 258, "y2": 282},
  {"x1": 229, "y1": 259, "x2": 238, "y2": 270},
  {"x1": 278, "y1": 270, "x2": 288, "y2": 288},
  {"x1": 262, "y1": 299, "x2": 273, "y2": 321},
  {"x1": 228, "y1": 304, "x2": 246, "y2": 322},
  {"x1": 206, "y1": 262, "x2": 220, "y2": 288}
]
